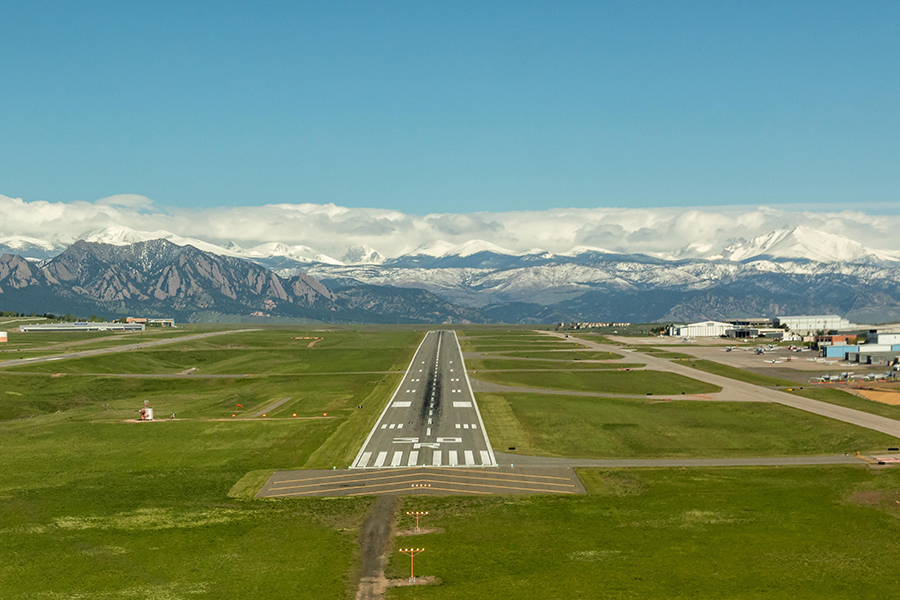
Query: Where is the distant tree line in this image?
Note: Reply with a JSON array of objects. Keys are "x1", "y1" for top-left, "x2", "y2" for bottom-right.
[{"x1": 0, "y1": 310, "x2": 112, "y2": 322}]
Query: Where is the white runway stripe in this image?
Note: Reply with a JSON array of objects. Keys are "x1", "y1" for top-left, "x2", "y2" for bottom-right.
[
  {"x1": 407, "y1": 451, "x2": 419, "y2": 466},
  {"x1": 391, "y1": 451, "x2": 403, "y2": 467},
  {"x1": 480, "y1": 450, "x2": 491, "y2": 465},
  {"x1": 449, "y1": 451, "x2": 458, "y2": 466},
  {"x1": 464, "y1": 450, "x2": 475, "y2": 466},
  {"x1": 433, "y1": 451, "x2": 442, "y2": 466},
  {"x1": 358, "y1": 452, "x2": 372, "y2": 468},
  {"x1": 374, "y1": 452, "x2": 387, "y2": 467}
]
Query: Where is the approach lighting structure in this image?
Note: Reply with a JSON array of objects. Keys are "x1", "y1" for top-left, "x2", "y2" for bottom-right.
[
  {"x1": 406, "y1": 510, "x2": 428, "y2": 533},
  {"x1": 398, "y1": 548, "x2": 425, "y2": 582}
]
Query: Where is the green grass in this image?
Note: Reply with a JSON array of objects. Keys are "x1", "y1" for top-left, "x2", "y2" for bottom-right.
[
  {"x1": 0, "y1": 327, "x2": 202, "y2": 353},
  {"x1": 635, "y1": 347, "x2": 696, "y2": 359},
  {"x1": 0, "y1": 372, "x2": 396, "y2": 422},
  {"x1": 466, "y1": 358, "x2": 645, "y2": 371},
  {"x1": 461, "y1": 342, "x2": 584, "y2": 353},
  {"x1": 684, "y1": 359, "x2": 797, "y2": 387},
  {"x1": 476, "y1": 392, "x2": 899, "y2": 458},
  {"x1": 683, "y1": 359, "x2": 900, "y2": 420},
  {"x1": 472, "y1": 369, "x2": 722, "y2": 395},
  {"x1": 4, "y1": 348, "x2": 407, "y2": 375},
  {"x1": 493, "y1": 350, "x2": 624, "y2": 360},
  {"x1": 3, "y1": 329, "x2": 423, "y2": 375},
  {"x1": 788, "y1": 387, "x2": 900, "y2": 421},
  {"x1": 0, "y1": 410, "x2": 369, "y2": 599},
  {"x1": 386, "y1": 466, "x2": 900, "y2": 599}
]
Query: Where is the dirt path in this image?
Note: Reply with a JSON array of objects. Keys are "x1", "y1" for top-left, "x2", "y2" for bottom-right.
[{"x1": 356, "y1": 495, "x2": 399, "y2": 600}]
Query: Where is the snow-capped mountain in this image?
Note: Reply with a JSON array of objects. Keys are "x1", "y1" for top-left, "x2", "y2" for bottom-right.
[
  {"x1": 236, "y1": 241, "x2": 342, "y2": 265},
  {"x1": 342, "y1": 245, "x2": 385, "y2": 265},
  {"x1": 0, "y1": 235, "x2": 66, "y2": 261},
  {"x1": 720, "y1": 226, "x2": 900, "y2": 264},
  {"x1": 2, "y1": 226, "x2": 900, "y2": 323},
  {"x1": 85, "y1": 226, "x2": 242, "y2": 257}
]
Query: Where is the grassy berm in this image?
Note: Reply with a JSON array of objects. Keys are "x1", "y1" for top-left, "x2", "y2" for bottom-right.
[
  {"x1": 386, "y1": 467, "x2": 900, "y2": 599},
  {"x1": 0, "y1": 328, "x2": 425, "y2": 598}
]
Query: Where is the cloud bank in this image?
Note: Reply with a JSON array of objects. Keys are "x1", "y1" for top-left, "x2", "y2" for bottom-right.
[{"x1": 1, "y1": 193, "x2": 899, "y2": 258}]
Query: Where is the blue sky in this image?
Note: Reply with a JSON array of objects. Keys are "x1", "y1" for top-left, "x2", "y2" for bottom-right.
[{"x1": 1, "y1": 1, "x2": 898, "y2": 214}]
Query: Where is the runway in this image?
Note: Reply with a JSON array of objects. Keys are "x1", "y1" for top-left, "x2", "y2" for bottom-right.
[
  {"x1": 350, "y1": 330, "x2": 497, "y2": 469},
  {"x1": 257, "y1": 465, "x2": 584, "y2": 497}
]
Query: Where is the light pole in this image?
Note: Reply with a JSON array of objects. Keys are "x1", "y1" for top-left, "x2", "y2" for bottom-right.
[
  {"x1": 398, "y1": 548, "x2": 424, "y2": 582},
  {"x1": 406, "y1": 510, "x2": 428, "y2": 533}
]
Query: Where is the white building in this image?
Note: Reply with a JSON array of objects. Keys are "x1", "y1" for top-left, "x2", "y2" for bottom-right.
[
  {"x1": 668, "y1": 321, "x2": 734, "y2": 338},
  {"x1": 774, "y1": 315, "x2": 850, "y2": 335},
  {"x1": 0, "y1": 331, "x2": 7, "y2": 343},
  {"x1": 19, "y1": 322, "x2": 145, "y2": 333},
  {"x1": 867, "y1": 332, "x2": 900, "y2": 346}
]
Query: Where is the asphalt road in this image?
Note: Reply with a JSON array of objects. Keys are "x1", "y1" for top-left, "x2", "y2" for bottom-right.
[
  {"x1": 351, "y1": 330, "x2": 497, "y2": 469},
  {"x1": 540, "y1": 331, "x2": 900, "y2": 439},
  {"x1": 0, "y1": 329, "x2": 258, "y2": 369}
]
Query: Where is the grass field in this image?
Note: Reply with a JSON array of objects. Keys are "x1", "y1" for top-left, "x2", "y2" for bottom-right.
[
  {"x1": 466, "y1": 358, "x2": 646, "y2": 371},
  {"x1": 2, "y1": 330, "x2": 422, "y2": 375},
  {"x1": 684, "y1": 359, "x2": 900, "y2": 420},
  {"x1": 385, "y1": 466, "x2": 900, "y2": 599},
  {"x1": 475, "y1": 392, "x2": 899, "y2": 458},
  {"x1": 0, "y1": 372, "x2": 403, "y2": 422},
  {"x1": 634, "y1": 347, "x2": 696, "y2": 359},
  {"x1": 0, "y1": 327, "x2": 203, "y2": 352},
  {"x1": 0, "y1": 327, "x2": 429, "y2": 597},
  {"x1": 0, "y1": 410, "x2": 370, "y2": 598},
  {"x1": 472, "y1": 369, "x2": 722, "y2": 395},
  {"x1": 4, "y1": 325, "x2": 900, "y2": 599},
  {"x1": 492, "y1": 350, "x2": 624, "y2": 360}
]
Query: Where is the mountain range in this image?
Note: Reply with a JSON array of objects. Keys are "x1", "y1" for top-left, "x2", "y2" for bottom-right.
[{"x1": 2, "y1": 226, "x2": 900, "y2": 324}]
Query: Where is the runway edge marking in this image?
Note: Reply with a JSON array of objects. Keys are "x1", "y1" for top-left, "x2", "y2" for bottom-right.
[
  {"x1": 453, "y1": 330, "x2": 498, "y2": 467},
  {"x1": 349, "y1": 331, "x2": 432, "y2": 469}
]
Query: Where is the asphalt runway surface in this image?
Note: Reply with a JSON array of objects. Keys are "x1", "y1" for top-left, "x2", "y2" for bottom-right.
[
  {"x1": 350, "y1": 330, "x2": 497, "y2": 469},
  {"x1": 258, "y1": 465, "x2": 585, "y2": 497}
]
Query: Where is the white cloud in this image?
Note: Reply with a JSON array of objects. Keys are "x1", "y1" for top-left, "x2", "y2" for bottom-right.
[{"x1": 1, "y1": 193, "x2": 899, "y2": 258}]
